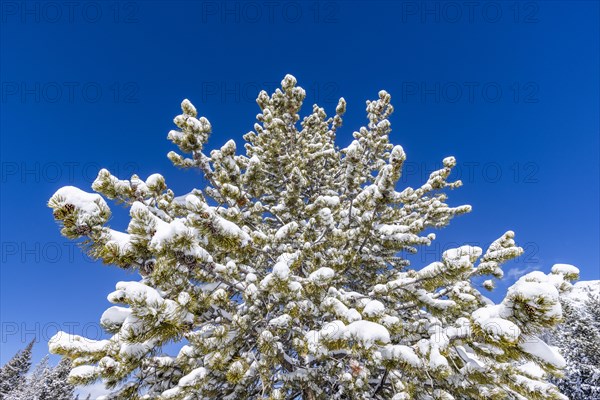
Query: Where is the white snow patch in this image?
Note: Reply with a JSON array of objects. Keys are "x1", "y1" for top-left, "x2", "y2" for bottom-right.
[
  {"x1": 319, "y1": 320, "x2": 347, "y2": 341},
  {"x1": 100, "y1": 306, "x2": 131, "y2": 328},
  {"x1": 363, "y1": 300, "x2": 385, "y2": 317},
  {"x1": 519, "y1": 337, "x2": 566, "y2": 368},
  {"x1": 52, "y1": 186, "x2": 108, "y2": 216},
  {"x1": 381, "y1": 344, "x2": 421, "y2": 367},
  {"x1": 269, "y1": 314, "x2": 292, "y2": 328},
  {"x1": 69, "y1": 365, "x2": 99, "y2": 380},
  {"x1": 551, "y1": 263, "x2": 579, "y2": 276},
  {"x1": 150, "y1": 218, "x2": 191, "y2": 250},
  {"x1": 179, "y1": 367, "x2": 207, "y2": 386},
  {"x1": 345, "y1": 320, "x2": 390, "y2": 347},
  {"x1": 145, "y1": 173, "x2": 164, "y2": 188},
  {"x1": 308, "y1": 267, "x2": 335, "y2": 283}
]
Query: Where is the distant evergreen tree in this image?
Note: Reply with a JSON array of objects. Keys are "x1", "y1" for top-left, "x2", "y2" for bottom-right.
[
  {"x1": 38, "y1": 358, "x2": 75, "y2": 400},
  {"x1": 0, "y1": 340, "x2": 34, "y2": 398},
  {"x1": 550, "y1": 285, "x2": 600, "y2": 399},
  {"x1": 7, "y1": 356, "x2": 50, "y2": 400},
  {"x1": 1, "y1": 344, "x2": 75, "y2": 400}
]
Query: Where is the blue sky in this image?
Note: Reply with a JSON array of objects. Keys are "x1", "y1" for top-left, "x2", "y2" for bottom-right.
[{"x1": 1, "y1": 0, "x2": 598, "y2": 373}]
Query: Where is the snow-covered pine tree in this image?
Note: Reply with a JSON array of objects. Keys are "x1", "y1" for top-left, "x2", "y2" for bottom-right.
[
  {"x1": 6, "y1": 355, "x2": 50, "y2": 400},
  {"x1": 37, "y1": 358, "x2": 76, "y2": 400},
  {"x1": 4, "y1": 354, "x2": 75, "y2": 400},
  {"x1": 0, "y1": 340, "x2": 34, "y2": 398},
  {"x1": 48, "y1": 75, "x2": 577, "y2": 399},
  {"x1": 549, "y1": 280, "x2": 600, "y2": 399}
]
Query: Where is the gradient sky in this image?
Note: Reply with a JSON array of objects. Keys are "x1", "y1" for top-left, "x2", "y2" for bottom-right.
[{"x1": 1, "y1": 0, "x2": 598, "y2": 379}]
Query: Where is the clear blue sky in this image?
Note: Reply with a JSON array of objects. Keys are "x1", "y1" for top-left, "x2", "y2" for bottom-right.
[{"x1": 1, "y1": 1, "x2": 598, "y2": 367}]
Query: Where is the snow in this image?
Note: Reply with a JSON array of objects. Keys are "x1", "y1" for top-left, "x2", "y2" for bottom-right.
[
  {"x1": 106, "y1": 229, "x2": 131, "y2": 253},
  {"x1": 119, "y1": 339, "x2": 158, "y2": 359},
  {"x1": 46, "y1": 78, "x2": 580, "y2": 399},
  {"x1": 185, "y1": 244, "x2": 213, "y2": 262},
  {"x1": 51, "y1": 186, "x2": 109, "y2": 227},
  {"x1": 551, "y1": 263, "x2": 579, "y2": 277},
  {"x1": 471, "y1": 305, "x2": 520, "y2": 343},
  {"x1": 381, "y1": 344, "x2": 421, "y2": 367},
  {"x1": 442, "y1": 156, "x2": 456, "y2": 167},
  {"x1": 177, "y1": 291, "x2": 191, "y2": 305},
  {"x1": 483, "y1": 317, "x2": 520, "y2": 342},
  {"x1": 269, "y1": 314, "x2": 292, "y2": 328},
  {"x1": 417, "y1": 262, "x2": 444, "y2": 279},
  {"x1": 308, "y1": 267, "x2": 335, "y2": 283},
  {"x1": 275, "y1": 221, "x2": 298, "y2": 240},
  {"x1": 161, "y1": 367, "x2": 208, "y2": 398},
  {"x1": 565, "y1": 280, "x2": 600, "y2": 304},
  {"x1": 181, "y1": 98, "x2": 197, "y2": 115},
  {"x1": 315, "y1": 195, "x2": 340, "y2": 207},
  {"x1": 214, "y1": 215, "x2": 251, "y2": 246},
  {"x1": 53, "y1": 186, "x2": 107, "y2": 215},
  {"x1": 374, "y1": 224, "x2": 409, "y2": 236},
  {"x1": 185, "y1": 195, "x2": 251, "y2": 246},
  {"x1": 100, "y1": 306, "x2": 131, "y2": 328},
  {"x1": 319, "y1": 320, "x2": 347, "y2": 341},
  {"x1": 345, "y1": 320, "x2": 390, "y2": 348},
  {"x1": 507, "y1": 272, "x2": 562, "y2": 320},
  {"x1": 129, "y1": 200, "x2": 147, "y2": 214},
  {"x1": 266, "y1": 252, "x2": 299, "y2": 282},
  {"x1": 108, "y1": 281, "x2": 163, "y2": 305},
  {"x1": 443, "y1": 245, "x2": 482, "y2": 263},
  {"x1": 381, "y1": 315, "x2": 400, "y2": 327},
  {"x1": 272, "y1": 260, "x2": 290, "y2": 280},
  {"x1": 260, "y1": 330, "x2": 274, "y2": 342},
  {"x1": 179, "y1": 367, "x2": 207, "y2": 386},
  {"x1": 324, "y1": 297, "x2": 352, "y2": 320},
  {"x1": 145, "y1": 173, "x2": 164, "y2": 188},
  {"x1": 49, "y1": 332, "x2": 109, "y2": 354},
  {"x1": 162, "y1": 386, "x2": 181, "y2": 399},
  {"x1": 149, "y1": 218, "x2": 192, "y2": 250},
  {"x1": 363, "y1": 300, "x2": 385, "y2": 317},
  {"x1": 517, "y1": 361, "x2": 545, "y2": 379},
  {"x1": 288, "y1": 281, "x2": 302, "y2": 292},
  {"x1": 454, "y1": 345, "x2": 485, "y2": 371},
  {"x1": 428, "y1": 347, "x2": 449, "y2": 370},
  {"x1": 69, "y1": 365, "x2": 99, "y2": 380},
  {"x1": 346, "y1": 308, "x2": 362, "y2": 322},
  {"x1": 519, "y1": 337, "x2": 566, "y2": 368},
  {"x1": 245, "y1": 283, "x2": 258, "y2": 296}
]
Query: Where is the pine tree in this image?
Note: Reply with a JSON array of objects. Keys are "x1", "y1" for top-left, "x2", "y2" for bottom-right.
[
  {"x1": 0, "y1": 340, "x2": 34, "y2": 398},
  {"x1": 48, "y1": 75, "x2": 578, "y2": 399},
  {"x1": 7, "y1": 356, "x2": 50, "y2": 400},
  {"x1": 550, "y1": 281, "x2": 600, "y2": 399},
  {"x1": 38, "y1": 358, "x2": 75, "y2": 400},
  {"x1": 4, "y1": 355, "x2": 75, "y2": 400}
]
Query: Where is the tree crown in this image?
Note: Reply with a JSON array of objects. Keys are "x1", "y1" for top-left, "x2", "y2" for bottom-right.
[{"x1": 48, "y1": 75, "x2": 577, "y2": 400}]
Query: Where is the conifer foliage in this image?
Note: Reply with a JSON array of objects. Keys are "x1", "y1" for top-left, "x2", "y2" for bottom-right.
[
  {"x1": 48, "y1": 75, "x2": 577, "y2": 399},
  {"x1": 0, "y1": 342, "x2": 75, "y2": 400},
  {"x1": 549, "y1": 281, "x2": 600, "y2": 399},
  {"x1": 0, "y1": 340, "x2": 34, "y2": 398}
]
